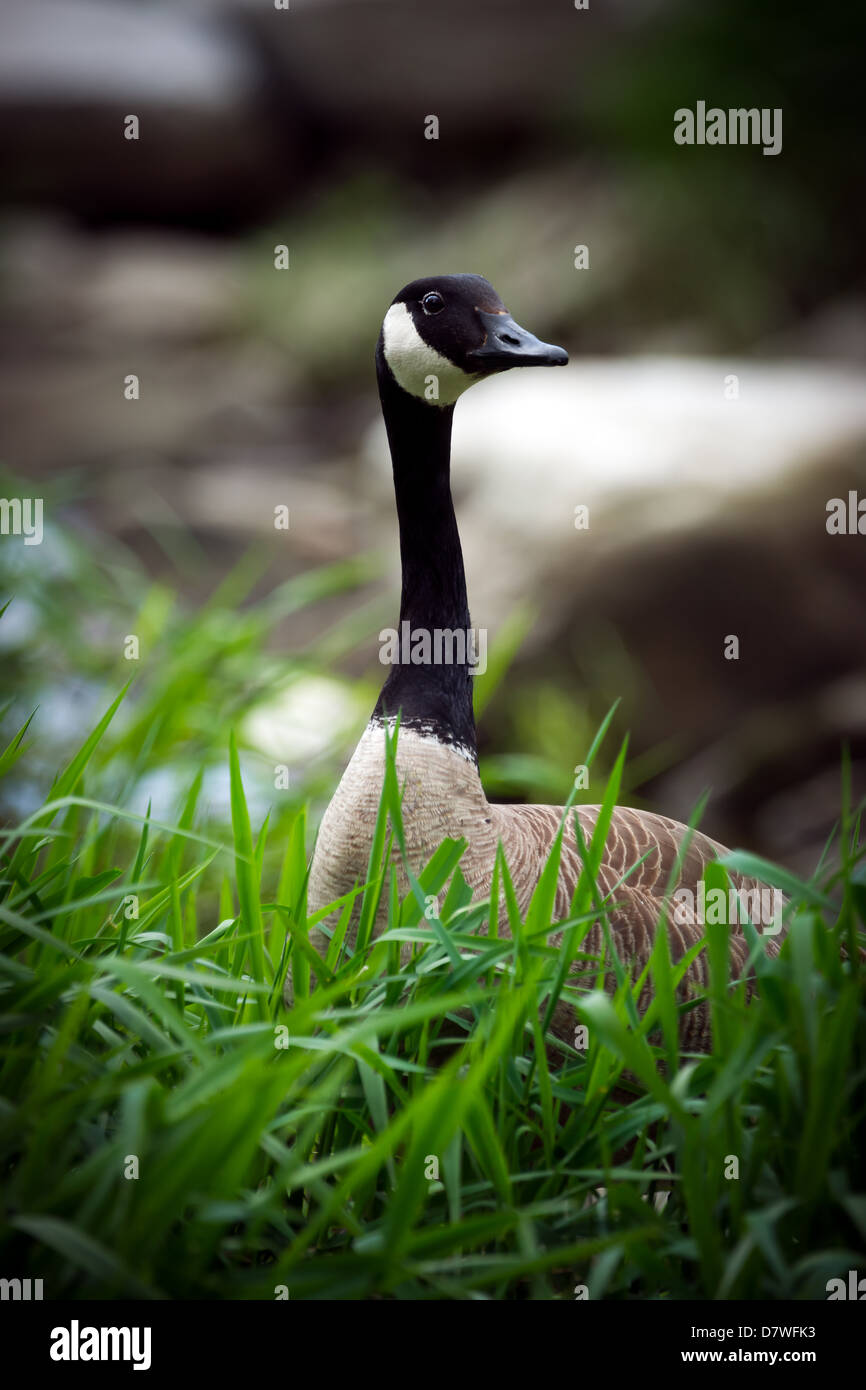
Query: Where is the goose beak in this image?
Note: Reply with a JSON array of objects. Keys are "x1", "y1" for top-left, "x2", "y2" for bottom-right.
[{"x1": 467, "y1": 310, "x2": 568, "y2": 370}]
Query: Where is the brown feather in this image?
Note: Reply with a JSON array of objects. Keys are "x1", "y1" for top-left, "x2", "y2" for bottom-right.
[{"x1": 301, "y1": 725, "x2": 784, "y2": 1054}]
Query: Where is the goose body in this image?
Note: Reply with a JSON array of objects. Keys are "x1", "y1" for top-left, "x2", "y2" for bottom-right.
[{"x1": 306, "y1": 275, "x2": 782, "y2": 1051}]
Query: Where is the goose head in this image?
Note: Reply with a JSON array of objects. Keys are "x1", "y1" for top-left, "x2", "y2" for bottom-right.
[{"x1": 378, "y1": 273, "x2": 568, "y2": 407}]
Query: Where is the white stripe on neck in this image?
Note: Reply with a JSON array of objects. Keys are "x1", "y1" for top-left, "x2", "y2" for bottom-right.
[{"x1": 382, "y1": 302, "x2": 479, "y2": 405}]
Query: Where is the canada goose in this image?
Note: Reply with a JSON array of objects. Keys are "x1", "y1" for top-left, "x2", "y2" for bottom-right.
[{"x1": 305, "y1": 274, "x2": 783, "y2": 1052}]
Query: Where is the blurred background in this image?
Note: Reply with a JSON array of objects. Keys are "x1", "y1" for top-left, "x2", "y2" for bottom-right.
[{"x1": 1, "y1": 0, "x2": 864, "y2": 876}]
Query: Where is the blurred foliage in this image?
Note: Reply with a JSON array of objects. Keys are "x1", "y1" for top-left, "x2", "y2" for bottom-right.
[{"x1": 1, "y1": 471, "x2": 642, "y2": 833}]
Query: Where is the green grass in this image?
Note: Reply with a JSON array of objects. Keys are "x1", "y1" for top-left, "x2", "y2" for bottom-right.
[
  {"x1": 0, "y1": 664, "x2": 864, "y2": 1300},
  {"x1": 1, "y1": 493, "x2": 864, "y2": 1299}
]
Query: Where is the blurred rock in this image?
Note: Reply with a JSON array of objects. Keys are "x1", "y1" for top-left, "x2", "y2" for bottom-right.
[
  {"x1": 0, "y1": 0, "x2": 634, "y2": 227},
  {"x1": 236, "y1": 0, "x2": 590, "y2": 158},
  {"x1": 363, "y1": 358, "x2": 866, "y2": 632},
  {"x1": 0, "y1": 0, "x2": 287, "y2": 226}
]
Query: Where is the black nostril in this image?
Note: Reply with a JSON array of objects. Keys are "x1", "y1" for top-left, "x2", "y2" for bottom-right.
[{"x1": 499, "y1": 332, "x2": 521, "y2": 347}]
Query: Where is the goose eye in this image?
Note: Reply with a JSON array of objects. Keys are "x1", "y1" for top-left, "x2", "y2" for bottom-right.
[{"x1": 421, "y1": 291, "x2": 445, "y2": 315}]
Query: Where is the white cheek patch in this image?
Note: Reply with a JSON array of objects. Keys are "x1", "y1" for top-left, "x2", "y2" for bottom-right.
[{"x1": 382, "y1": 302, "x2": 480, "y2": 405}]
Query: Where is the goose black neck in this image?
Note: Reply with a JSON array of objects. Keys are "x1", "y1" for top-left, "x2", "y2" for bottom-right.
[{"x1": 372, "y1": 346, "x2": 477, "y2": 759}]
